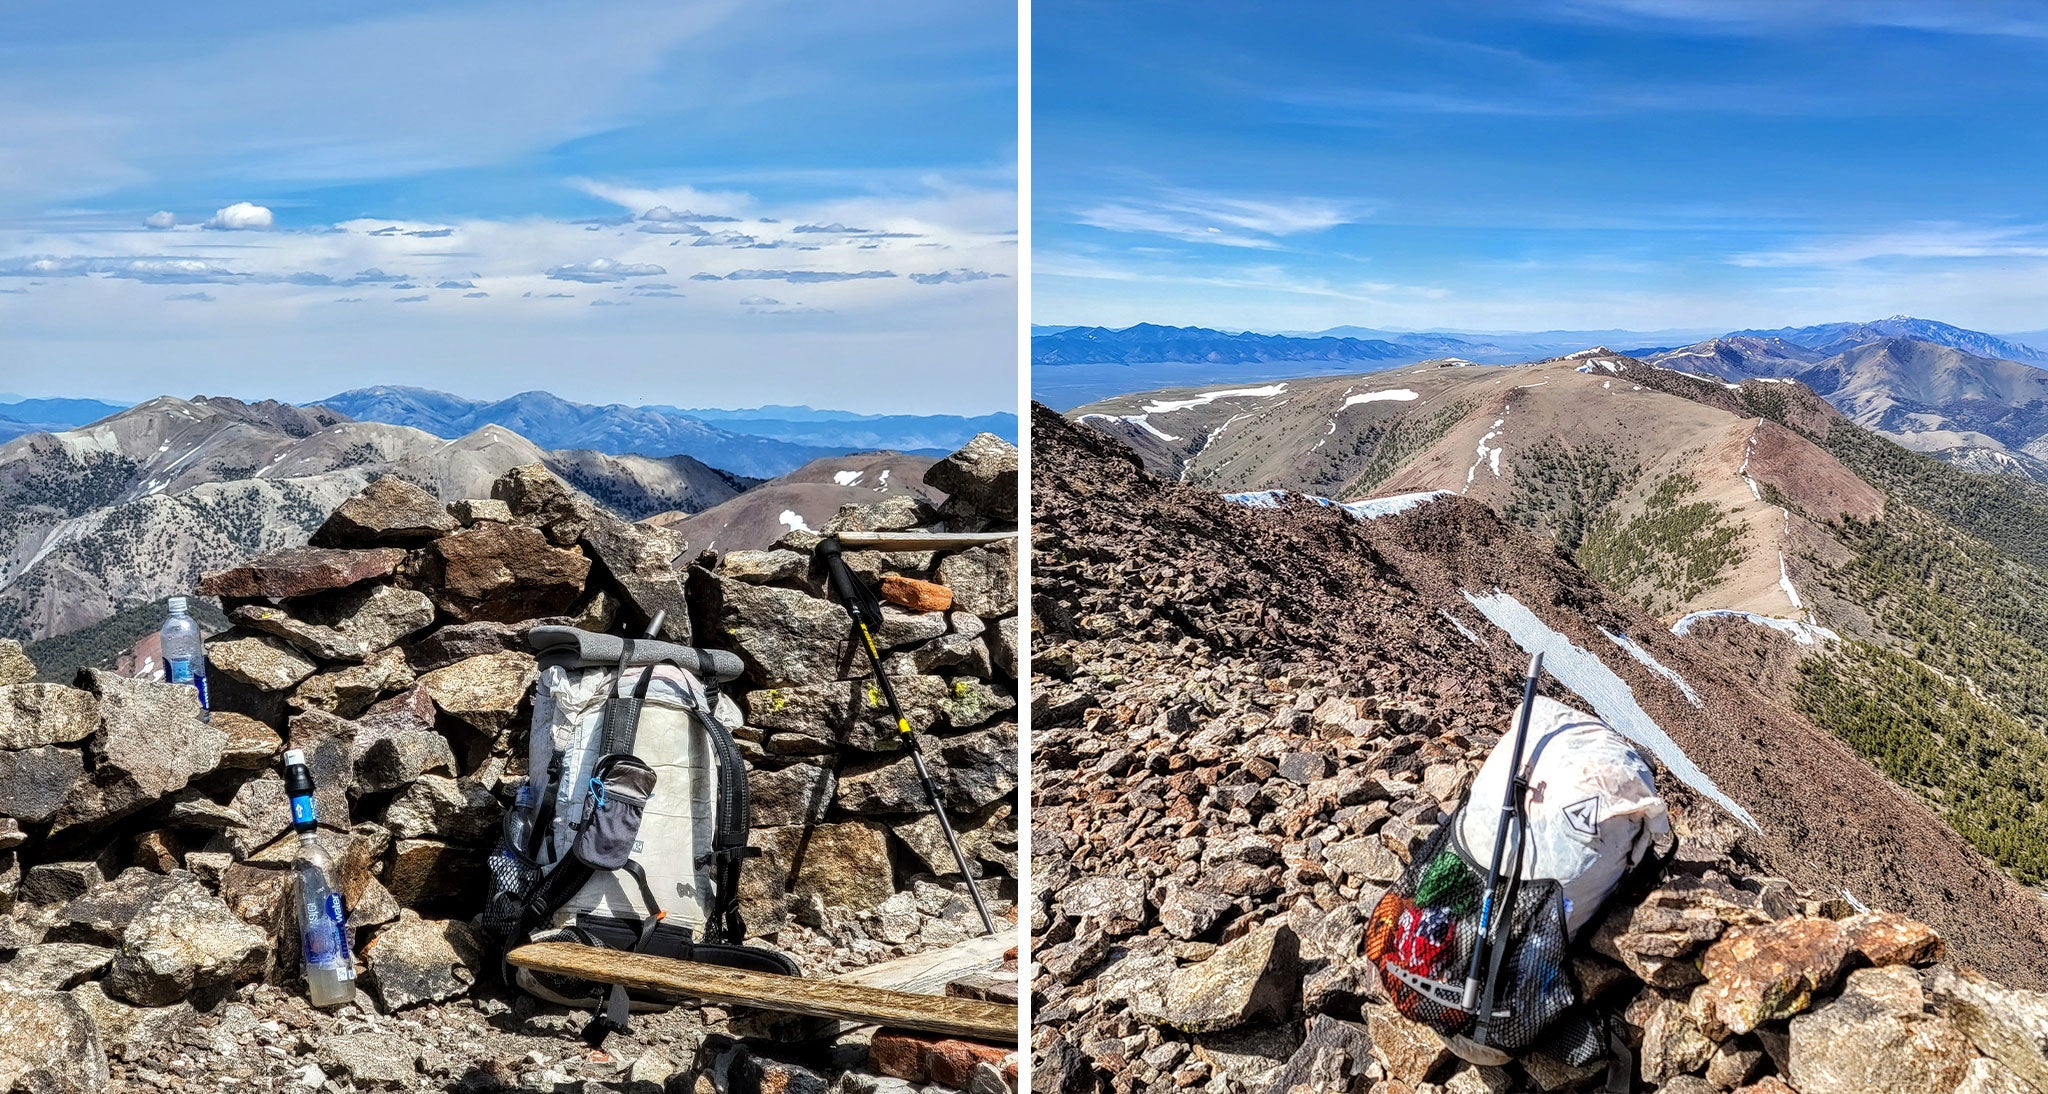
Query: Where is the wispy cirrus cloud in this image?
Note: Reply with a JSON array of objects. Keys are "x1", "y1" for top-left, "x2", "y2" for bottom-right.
[
  {"x1": 1075, "y1": 191, "x2": 1360, "y2": 249},
  {"x1": 691, "y1": 268, "x2": 897, "y2": 284},
  {"x1": 1729, "y1": 224, "x2": 2048, "y2": 267},
  {"x1": 1552, "y1": 0, "x2": 2048, "y2": 39}
]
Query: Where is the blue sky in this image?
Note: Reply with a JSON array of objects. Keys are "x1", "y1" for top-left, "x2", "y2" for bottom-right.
[
  {"x1": 1035, "y1": 0, "x2": 2048, "y2": 335},
  {"x1": 0, "y1": 0, "x2": 1016, "y2": 413}
]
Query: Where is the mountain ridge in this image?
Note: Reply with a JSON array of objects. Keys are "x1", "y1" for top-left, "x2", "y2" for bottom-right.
[
  {"x1": 1035, "y1": 399, "x2": 2048, "y2": 983},
  {"x1": 1731, "y1": 315, "x2": 2048, "y2": 364},
  {"x1": 0, "y1": 396, "x2": 750, "y2": 643},
  {"x1": 1648, "y1": 335, "x2": 2048, "y2": 476},
  {"x1": 1066, "y1": 356, "x2": 2048, "y2": 889},
  {"x1": 312, "y1": 385, "x2": 1018, "y2": 477}
]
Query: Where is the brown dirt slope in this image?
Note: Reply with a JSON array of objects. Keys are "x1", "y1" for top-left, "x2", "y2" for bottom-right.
[
  {"x1": 1031, "y1": 401, "x2": 2048, "y2": 988},
  {"x1": 648, "y1": 452, "x2": 939, "y2": 554}
]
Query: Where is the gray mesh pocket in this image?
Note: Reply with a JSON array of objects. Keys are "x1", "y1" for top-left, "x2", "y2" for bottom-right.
[{"x1": 573, "y1": 756, "x2": 656, "y2": 871}]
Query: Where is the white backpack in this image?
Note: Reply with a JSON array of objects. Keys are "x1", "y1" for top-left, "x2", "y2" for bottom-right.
[
  {"x1": 1367, "y1": 692, "x2": 1671, "y2": 1065},
  {"x1": 1456, "y1": 695, "x2": 1670, "y2": 936},
  {"x1": 483, "y1": 626, "x2": 797, "y2": 1046}
]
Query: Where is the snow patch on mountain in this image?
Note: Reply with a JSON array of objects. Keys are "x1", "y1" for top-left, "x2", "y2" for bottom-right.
[
  {"x1": 1138, "y1": 384, "x2": 1288, "y2": 415},
  {"x1": 1224, "y1": 488, "x2": 1451, "y2": 521},
  {"x1": 1601, "y1": 627, "x2": 1703, "y2": 708},
  {"x1": 1672, "y1": 609, "x2": 1838, "y2": 647},
  {"x1": 1467, "y1": 412, "x2": 1508, "y2": 491},
  {"x1": 1463, "y1": 589, "x2": 1759, "y2": 830},
  {"x1": 1076, "y1": 413, "x2": 1180, "y2": 443},
  {"x1": 1340, "y1": 388, "x2": 1419, "y2": 408}
]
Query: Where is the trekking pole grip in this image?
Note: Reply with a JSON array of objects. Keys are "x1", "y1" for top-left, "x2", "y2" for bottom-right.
[{"x1": 816, "y1": 537, "x2": 864, "y2": 611}]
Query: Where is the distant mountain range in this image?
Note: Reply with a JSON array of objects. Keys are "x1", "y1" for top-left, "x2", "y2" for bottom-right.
[
  {"x1": 1726, "y1": 316, "x2": 2048, "y2": 365},
  {"x1": 0, "y1": 397, "x2": 131, "y2": 443},
  {"x1": 661, "y1": 404, "x2": 1017, "y2": 453},
  {"x1": 0, "y1": 389, "x2": 1017, "y2": 479},
  {"x1": 0, "y1": 396, "x2": 748, "y2": 642},
  {"x1": 1647, "y1": 335, "x2": 2048, "y2": 477},
  {"x1": 312, "y1": 387, "x2": 1016, "y2": 478},
  {"x1": 308, "y1": 387, "x2": 836, "y2": 478},
  {"x1": 1033, "y1": 323, "x2": 1483, "y2": 367},
  {"x1": 1033, "y1": 318, "x2": 2048, "y2": 463},
  {"x1": 1034, "y1": 316, "x2": 2048, "y2": 373}
]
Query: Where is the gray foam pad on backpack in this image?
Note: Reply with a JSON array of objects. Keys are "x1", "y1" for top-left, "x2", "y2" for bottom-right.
[{"x1": 527, "y1": 625, "x2": 745, "y2": 684}]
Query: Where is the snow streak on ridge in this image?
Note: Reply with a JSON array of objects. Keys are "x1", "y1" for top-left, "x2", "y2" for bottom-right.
[{"x1": 1463, "y1": 590, "x2": 1760, "y2": 831}]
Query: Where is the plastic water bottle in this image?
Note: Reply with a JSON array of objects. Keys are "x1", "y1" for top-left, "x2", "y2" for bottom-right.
[
  {"x1": 502, "y1": 781, "x2": 536, "y2": 860},
  {"x1": 160, "y1": 597, "x2": 209, "y2": 719},
  {"x1": 284, "y1": 749, "x2": 356, "y2": 1007}
]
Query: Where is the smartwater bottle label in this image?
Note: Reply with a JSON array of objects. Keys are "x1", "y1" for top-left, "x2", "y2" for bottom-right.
[
  {"x1": 303, "y1": 893, "x2": 354, "y2": 974},
  {"x1": 326, "y1": 893, "x2": 355, "y2": 978},
  {"x1": 166, "y1": 660, "x2": 210, "y2": 710},
  {"x1": 291, "y1": 796, "x2": 316, "y2": 827}
]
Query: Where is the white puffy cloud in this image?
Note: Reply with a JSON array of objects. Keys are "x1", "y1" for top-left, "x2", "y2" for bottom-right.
[
  {"x1": 204, "y1": 202, "x2": 274, "y2": 230},
  {"x1": 144, "y1": 211, "x2": 176, "y2": 229}
]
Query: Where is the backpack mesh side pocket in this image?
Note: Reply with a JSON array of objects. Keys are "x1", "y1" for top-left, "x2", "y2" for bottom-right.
[
  {"x1": 482, "y1": 850, "x2": 540, "y2": 941},
  {"x1": 1363, "y1": 824, "x2": 1580, "y2": 1055}
]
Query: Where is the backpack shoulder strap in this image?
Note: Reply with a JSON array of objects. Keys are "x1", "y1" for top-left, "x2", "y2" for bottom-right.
[{"x1": 667, "y1": 669, "x2": 754, "y2": 944}]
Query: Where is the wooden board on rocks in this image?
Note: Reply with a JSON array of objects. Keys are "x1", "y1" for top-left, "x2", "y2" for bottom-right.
[
  {"x1": 829, "y1": 933, "x2": 1014, "y2": 997},
  {"x1": 504, "y1": 941, "x2": 1017, "y2": 1043}
]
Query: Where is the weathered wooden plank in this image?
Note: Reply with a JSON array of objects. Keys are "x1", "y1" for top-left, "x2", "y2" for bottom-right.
[
  {"x1": 833, "y1": 531, "x2": 1017, "y2": 550},
  {"x1": 830, "y1": 933, "x2": 1013, "y2": 996},
  {"x1": 505, "y1": 942, "x2": 1017, "y2": 1044}
]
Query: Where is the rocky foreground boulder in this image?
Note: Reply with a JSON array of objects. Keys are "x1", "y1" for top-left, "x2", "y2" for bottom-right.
[
  {"x1": 0, "y1": 436, "x2": 1019, "y2": 1094},
  {"x1": 1028, "y1": 405, "x2": 2048, "y2": 1094}
]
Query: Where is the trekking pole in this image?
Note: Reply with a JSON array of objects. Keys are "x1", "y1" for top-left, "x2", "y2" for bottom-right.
[
  {"x1": 1463, "y1": 650, "x2": 1544, "y2": 1038},
  {"x1": 815, "y1": 536, "x2": 997, "y2": 935}
]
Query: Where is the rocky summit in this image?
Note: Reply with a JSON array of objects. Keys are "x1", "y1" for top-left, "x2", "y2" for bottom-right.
[
  {"x1": 1027, "y1": 404, "x2": 2048, "y2": 1094},
  {"x1": 0, "y1": 436, "x2": 1020, "y2": 1094}
]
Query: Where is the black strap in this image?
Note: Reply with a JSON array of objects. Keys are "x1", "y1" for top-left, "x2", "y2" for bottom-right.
[
  {"x1": 1601, "y1": 1020, "x2": 1635, "y2": 1091},
  {"x1": 674, "y1": 677, "x2": 753, "y2": 943},
  {"x1": 582, "y1": 860, "x2": 671, "y2": 1048},
  {"x1": 600, "y1": 638, "x2": 645, "y2": 756}
]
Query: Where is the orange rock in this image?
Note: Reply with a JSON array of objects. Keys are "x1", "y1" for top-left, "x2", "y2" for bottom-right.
[
  {"x1": 1841, "y1": 909, "x2": 1943, "y2": 968},
  {"x1": 1691, "y1": 917, "x2": 1853, "y2": 1039},
  {"x1": 870, "y1": 1029, "x2": 1012, "y2": 1089},
  {"x1": 880, "y1": 574, "x2": 952, "y2": 613}
]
